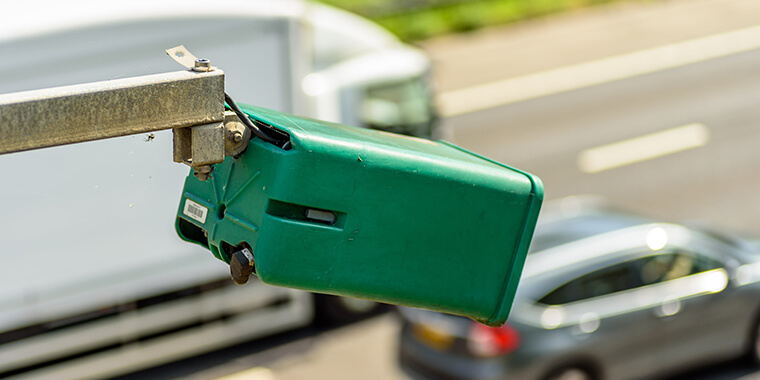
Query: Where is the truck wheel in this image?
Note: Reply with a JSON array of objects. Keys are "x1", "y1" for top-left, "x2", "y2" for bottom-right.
[
  {"x1": 314, "y1": 294, "x2": 383, "y2": 325},
  {"x1": 748, "y1": 319, "x2": 760, "y2": 365}
]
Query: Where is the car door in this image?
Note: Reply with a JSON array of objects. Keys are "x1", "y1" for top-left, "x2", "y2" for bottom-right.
[
  {"x1": 640, "y1": 249, "x2": 738, "y2": 368},
  {"x1": 535, "y1": 258, "x2": 666, "y2": 379}
]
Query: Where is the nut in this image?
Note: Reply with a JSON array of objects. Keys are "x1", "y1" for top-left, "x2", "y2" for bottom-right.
[{"x1": 224, "y1": 111, "x2": 250, "y2": 157}]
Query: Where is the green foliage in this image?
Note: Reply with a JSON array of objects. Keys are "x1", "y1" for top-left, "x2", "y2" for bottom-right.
[{"x1": 317, "y1": 0, "x2": 647, "y2": 41}]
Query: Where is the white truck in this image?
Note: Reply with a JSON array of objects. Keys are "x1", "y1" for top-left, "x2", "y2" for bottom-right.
[{"x1": 0, "y1": 1, "x2": 436, "y2": 378}]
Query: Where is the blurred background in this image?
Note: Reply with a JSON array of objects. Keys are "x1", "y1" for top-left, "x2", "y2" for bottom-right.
[{"x1": 3, "y1": 0, "x2": 760, "y2": 379}]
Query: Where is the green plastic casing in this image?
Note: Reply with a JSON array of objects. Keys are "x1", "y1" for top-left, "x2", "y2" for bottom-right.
[{"x1": 175, "y1": 104, "x2": 543, "y2": 326}]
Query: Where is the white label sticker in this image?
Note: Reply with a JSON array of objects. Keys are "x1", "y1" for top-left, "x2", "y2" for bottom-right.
[{"x1": 183, "y1": 199, "x2": 208, "y2": 224}]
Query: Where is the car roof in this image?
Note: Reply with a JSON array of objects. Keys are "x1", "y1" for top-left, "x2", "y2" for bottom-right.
[
  {"x1": 524, "y1": 223, "x2": 694, "y2": 280},
  {"x1": 529, "y1": 211, "x2": 654, "y2": 253},
  {"x1": 528, "y1": 195, "x2": 654, "y2": 253}
]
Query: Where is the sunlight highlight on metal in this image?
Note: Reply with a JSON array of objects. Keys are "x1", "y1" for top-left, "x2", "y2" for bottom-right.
[
  {"x1": 578, "y1": 313, "x2": 600, "y2": 333},
  {"x1": 735, "y1": 263, "x2": 760, "y2": 286},
  {"x1": 540, "y1": 306, "x2": 565, "y2": 329},
  {"x1": 646, "y1": 227, "x2": 668, "y2": 251},
  {"x1": 658, "y1": 297, "x2": 681, "y2": 317},
  {"x1": 701, "y1": 269, "x2": 729, "y2": 293}
]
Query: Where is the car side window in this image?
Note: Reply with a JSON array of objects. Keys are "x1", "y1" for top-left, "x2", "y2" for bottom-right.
[
  {"x1": 638, "y1": 251, "x2": 722, "y2": 286},
  {"x1": 539, "y1": 252, "x2": 724, "y2": 306},
  {"x1": 693, "y1": 252, "x2": 724, "y2": 273},
  {"x1": 539, "y1": 261, "x2": 637, "y2": 305}
]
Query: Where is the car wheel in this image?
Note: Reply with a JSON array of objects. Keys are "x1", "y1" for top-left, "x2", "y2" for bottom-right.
[
  {"x1": 544, "y1": 367, "x2": 593, "y2": 380},
  {"x1": 314, "y1": 294, "x2": 384, "y2": 325}
]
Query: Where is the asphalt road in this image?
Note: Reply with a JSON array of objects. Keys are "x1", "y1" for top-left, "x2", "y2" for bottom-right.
[
  {"x1": 127, "y1": 48, "x2": 760, "y2": 380},
  {"x1": 447, "y1": 48, "x2": 760, "y2": 236},
  {"x1": 113, "y1": 312, "x2": 406, "y2": 380}
]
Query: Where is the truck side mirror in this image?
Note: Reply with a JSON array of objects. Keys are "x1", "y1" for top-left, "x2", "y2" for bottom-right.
[{"x1": 175, "y1": 104, "x2": 543, "y2": 326}]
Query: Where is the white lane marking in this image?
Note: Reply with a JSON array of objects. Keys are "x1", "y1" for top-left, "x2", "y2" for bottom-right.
[
  {"x1": 215, "y1": 367, "x2": 275, "y2": 380},
  {"x1": 439, "y1": 25, "x2": 760, "y2": 117},
  {"x1": 577, "y1": 123, "x2": 709, "y2": 173}
]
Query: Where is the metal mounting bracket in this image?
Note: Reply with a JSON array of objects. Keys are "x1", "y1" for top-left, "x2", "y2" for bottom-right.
[{"x1": 0, "y1": 46, "x2": 256, "y2": 181}]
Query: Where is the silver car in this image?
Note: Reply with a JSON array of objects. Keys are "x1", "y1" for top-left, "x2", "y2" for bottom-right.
[{"x1": 399, "y1": 201, "x2": 760, "y2": 380}]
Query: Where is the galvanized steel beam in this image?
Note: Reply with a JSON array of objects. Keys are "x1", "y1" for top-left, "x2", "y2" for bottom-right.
[{"x1": 0, "y1": 70, "x2": 225, "y2": 155}]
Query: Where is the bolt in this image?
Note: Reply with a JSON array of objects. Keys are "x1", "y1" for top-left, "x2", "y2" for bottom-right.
[
  {"x1": 233, "y1": 131, "x2": 244, "y2": 143},
  {"x1": 230, "y1": 248, "x2": 255, "y2": 285},
  {"x1": 193, "y1": 164, "x2": 213, "y2": 181}
]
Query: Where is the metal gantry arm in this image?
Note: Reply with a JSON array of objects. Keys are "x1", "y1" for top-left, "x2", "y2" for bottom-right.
[
  {"x1": 0, "y1": 59, "x2": 248, "y2": 180},
  {"x1": 0, "y1": 69, "x2": 225, "y2": 154}
]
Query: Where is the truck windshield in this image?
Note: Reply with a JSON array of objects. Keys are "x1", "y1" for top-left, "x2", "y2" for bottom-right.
[{"x1": 361, "y1": 77, "x2": 436, "y2": 138}]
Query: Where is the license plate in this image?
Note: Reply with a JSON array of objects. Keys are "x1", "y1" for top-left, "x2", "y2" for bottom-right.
[{"x1": 412, "y1": 323, "x2": 454, "y2": 350}]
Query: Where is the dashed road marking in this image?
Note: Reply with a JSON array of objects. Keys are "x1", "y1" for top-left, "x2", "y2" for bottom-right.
[
  {"x1": 214, "y1": 367, "x2": 275, "y2": 380},
  {"x1": 577, "y1": 123, "x2": 709, "y2": 173}
]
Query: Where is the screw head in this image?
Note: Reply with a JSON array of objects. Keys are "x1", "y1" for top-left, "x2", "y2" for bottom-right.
[
  {"x1": 194, "y1": 58, "x2": 211, "y2": 68},
  {"x1": 192, "y1": 58, "x2": 214, "y2": 72}
]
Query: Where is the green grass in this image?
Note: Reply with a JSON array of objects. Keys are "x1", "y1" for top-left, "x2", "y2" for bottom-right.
[{"x1": 318, "y1": 0, "x2": 654, "y2": 41}]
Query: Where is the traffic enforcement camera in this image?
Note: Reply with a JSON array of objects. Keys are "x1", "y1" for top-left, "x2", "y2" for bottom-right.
[{"x1": 176, "y1": 103, "x2": 543, "y2": 327}]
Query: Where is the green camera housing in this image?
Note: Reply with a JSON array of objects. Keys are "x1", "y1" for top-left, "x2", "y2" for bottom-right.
[{"x1": 176, "y1": 104, "x2": 542, "y2": 326}]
